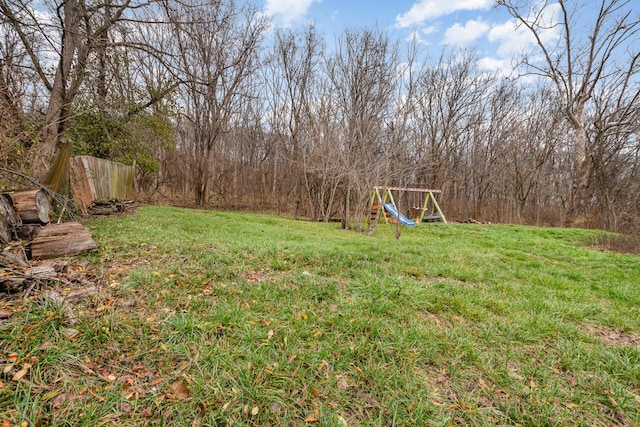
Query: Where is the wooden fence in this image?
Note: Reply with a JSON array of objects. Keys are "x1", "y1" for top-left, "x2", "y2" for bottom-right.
[{"x1": 70, "y1": 156, "x2": 135, "y2": 213}]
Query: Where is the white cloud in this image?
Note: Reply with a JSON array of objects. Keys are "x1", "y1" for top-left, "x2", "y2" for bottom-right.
[
  {"x1": 487, "y1": 19, "x2": 532, "y2": 57},
  {"x1": 444, "y1": 19, "x2": 489, "y2": 46},
  {"x1": 264, "y1": 0, "x2": 318, "y2": 25},
  {"x1": 477, "y1": 56, "x2": 513, "y2": 74},
  {"x1": 485, "y1": 3, "x2": 562, "y2": 59},
  {"x1": 405, "y1": 25, "x2": 439, "y2": 45},
  {"x1": 396, "y1": 0, "x2": 493, "y2": 28}
]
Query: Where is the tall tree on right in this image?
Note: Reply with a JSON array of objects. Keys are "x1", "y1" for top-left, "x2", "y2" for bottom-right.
[{"x1": 497, "y1": 0, "x2": 640, "y2": 226}]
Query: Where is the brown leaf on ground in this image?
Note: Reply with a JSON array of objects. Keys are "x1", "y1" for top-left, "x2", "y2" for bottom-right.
[
  {"x1": 62, "y1": 328, "x2": 80, "y2": 339},
  {"x1": 270, "y1": 402, "x2": 282, "y2": 413},
  {"x1": 336, "y1": 376, "x2": 349, "y2": 389},
  {"x1": 168, "y1": 380, "x2": 191, "y2": 400},
  {"x1": 52, "y1": 393, "x2": 83, "y2": 409},
  {"x1": 305, "y1": 415, "x2": 319, "y2": 423},
  {"x1": 353, "y1": 390, "x2": 380, "y2": 408},
  {"x1": 12, "y1": 363, "x2": 31, "y2": 381}
]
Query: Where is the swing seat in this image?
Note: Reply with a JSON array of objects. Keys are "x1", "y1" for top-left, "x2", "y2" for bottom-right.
[{"x1": 422, "y1": 214, "x2": 442, "y2": 222}]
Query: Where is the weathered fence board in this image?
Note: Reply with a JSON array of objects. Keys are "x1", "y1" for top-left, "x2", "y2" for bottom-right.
[{"x1": 70, "y1": 156, "x2": 135, "y2": 213}]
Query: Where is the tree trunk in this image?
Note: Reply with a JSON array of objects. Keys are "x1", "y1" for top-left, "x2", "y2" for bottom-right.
[
  {"x1": 568, "y1": 124, "x2": 591, "y2": 222},
  {"x1": 9, "y1": 189, "x2": 51, "y2": 224},
  {"x1": 34, "y1": 0, "x2": 88, "y2": 173},
  {"x1": 0, "y1": 216, "x2": 10, "y2": 245},
  {"x1": 0, "y1": 194, "x2": 22, "y2": 229},
  {"x1": 30, "y1": 222, "x2": 97, "y2": 260}
]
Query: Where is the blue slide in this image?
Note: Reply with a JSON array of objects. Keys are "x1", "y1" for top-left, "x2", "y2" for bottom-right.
[{"x1": 383, "y1": 203, "x2": 416, "y2": 227}]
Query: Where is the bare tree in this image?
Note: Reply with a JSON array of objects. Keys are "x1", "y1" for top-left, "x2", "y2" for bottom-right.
[
  {"x1": 0, "y1": 11, "x2": 33, "y2": 168},
  {"x1": 264, "y1": 25, "x2": 323, "y2": 216},
  {"x1": 0, "y1": 0, "x2": 158, "y2": 173},
  {"x1": 497, "y1": 0, "x2": 640, "y2": 223},
  {"x1": 326, "y1": 28, "x2": 401, "y2": 230},
  {"x1": 166, "y1": 0, "x2": 267, "y2": 205}
]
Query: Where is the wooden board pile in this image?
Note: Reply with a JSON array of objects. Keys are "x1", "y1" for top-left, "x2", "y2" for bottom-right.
[{"x1": 0, "y1": 189, "x2": 97, "y2": 263}]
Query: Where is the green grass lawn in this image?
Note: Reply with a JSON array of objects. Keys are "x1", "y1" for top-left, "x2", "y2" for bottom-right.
[{"x1": 2, "y1": 206, "x2": 639, "y2": 426}]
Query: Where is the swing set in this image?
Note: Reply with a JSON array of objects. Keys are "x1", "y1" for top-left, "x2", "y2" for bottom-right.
[{"x1": 369, "y1": 186, "x2": 447, "y2": 228}]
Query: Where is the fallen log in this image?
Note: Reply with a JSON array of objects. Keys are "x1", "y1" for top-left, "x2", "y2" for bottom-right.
[
  {"x1": 9, "y1": 189, "x2": 51, "y2": 224},
  {"x1": 16, "y1": 224, "x2": 41, "y2": 241},
  {"x1": 0, "y1": 194, "x2": 21, "y2": 228},
  {"x1": 0, "y1": 249, "x2": 29, "y2": 267},
  {"x1": 30, "y1": 222, "x2": 97, "y2": 260},
  {"x1": 0, "y1": 215, "x2": 9, "y2": 245}
]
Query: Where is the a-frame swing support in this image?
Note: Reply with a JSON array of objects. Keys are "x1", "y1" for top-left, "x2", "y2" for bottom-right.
[{"x1": 369, "y1": 186, "x2": 447, "y2": 228}]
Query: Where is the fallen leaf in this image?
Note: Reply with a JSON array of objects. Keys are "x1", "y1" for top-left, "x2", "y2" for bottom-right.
[
  {"x1": 52, "y1": 393, "x2": 83, "y2": 409},
  {"x1": 7, "y1": 354, "x2": 18, "y2": 363},
  {"x1": 151, "y1": 377, "x2": 163, "y2": 386},
  {"x1": 12, "y1": 363, "x2": 32, "y2": 381},
  {"x1": 336, "y1": 377, "x2": 349, "y2": 389},
  {"x1": 318, "y1": 360, "x2": 330, "y2": 371},
  {"x1": 305, "y1": 415, "x2": 319, "y2": 423},
  {"x1": 251, "y1": 406, "x2": 259, "y2": 416},
  {"x1": 329, "y1": 304, "x2": 338, "y2": 312},
  {"x1": 240, "y1": 301, "x2": 250, "y2": 310},
  {"x1": 267, "y1": 329, "x2": 274, "y2": 339},
  {"x1": 311, "y1": 386, "x2": 319, "y2": 396},
  {"x1": 169, "y1": 381, "x2": 191, "y2": 400},
  {"x1": 270, "y1": 402, "x2": 282, "y2": 413}
]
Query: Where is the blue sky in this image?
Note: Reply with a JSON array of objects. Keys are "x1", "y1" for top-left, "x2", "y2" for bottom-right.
[{"x1": 262, "y1": 0, "x2": 565, "y2": 74}]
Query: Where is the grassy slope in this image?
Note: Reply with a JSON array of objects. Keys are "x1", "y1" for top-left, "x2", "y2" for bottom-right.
[{"x1": 1, "y1": 206, "x2": 639, "y2": 426}]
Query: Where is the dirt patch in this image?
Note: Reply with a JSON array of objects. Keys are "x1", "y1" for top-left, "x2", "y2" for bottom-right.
[
  {"x1": 581, "y1": 323, "x2": 640, "y2": 348},
  {"x1": 242, "y1": 269, "x2": 271, "y2": 283}
]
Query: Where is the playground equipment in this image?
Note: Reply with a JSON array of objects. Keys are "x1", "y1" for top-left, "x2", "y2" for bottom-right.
[{"x1": 369, "y1": 186, "x2": 447, "y2": 229}]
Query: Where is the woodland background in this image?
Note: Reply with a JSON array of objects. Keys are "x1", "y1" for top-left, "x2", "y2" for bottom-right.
[{"x1": 1, "y1": 0, "x2": 639, "y2": 232}]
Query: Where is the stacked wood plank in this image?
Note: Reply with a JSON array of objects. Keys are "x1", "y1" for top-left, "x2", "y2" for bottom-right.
[{"x1": 0, "y1": 189, "x2": 97, "y2": 261}]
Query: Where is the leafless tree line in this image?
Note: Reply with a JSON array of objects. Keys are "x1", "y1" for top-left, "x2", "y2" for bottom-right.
[{"x1": 1, "y1": 0, "x2": 639, "y2": 231}]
